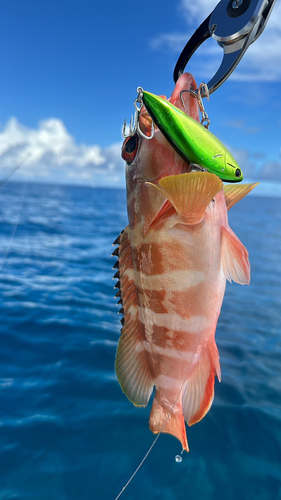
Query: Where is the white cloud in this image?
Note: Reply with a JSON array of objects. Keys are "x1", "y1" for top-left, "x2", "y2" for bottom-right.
[
  {"x1": 151, "y1": 0, "x2": 281, "y2": 81},
  {"x1": 0, "y1": 115, "x2": 279, "y2": 190},
  {"x1": 259, "y1": 159, "x2": 281, "y2": 181},
  {"x1": 150, "y1": 33, "x2": 191, "y2": 53},
  {"x1": 231, "y1": 19, "x2": 281, "y2": 81},
  {"x1": 227, "y1": 144, "x2": 281, "y2": 183},
  {"x1": 179, "y1": 0, "x2": 217, "y2": 24},
  {"x1": 0, "y1": 118, "x2": 125, "y2": 187}
]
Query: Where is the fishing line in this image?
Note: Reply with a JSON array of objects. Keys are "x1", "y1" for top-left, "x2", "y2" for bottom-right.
[
  {"x1": 114, "y1": 319, "x2": 209, "y2": 500},
  {"x1": 114, "y1": 201, "x2": 217, "y2": 499},
  {"x1": 114, "y1": 291, "x2": 211, "y2": 499},
  {"x1": 0, "y1": 180, "x2": 27, "y2": 273},
  {"x1": 114, "y1": 384, "x2": 184, "y2": 500},
  {"x1": 0, "y1": 154, "x2": 31, "y2": 272},
  {"x1": 0, "y1": 154, "x2": 31, "y2": 189}
]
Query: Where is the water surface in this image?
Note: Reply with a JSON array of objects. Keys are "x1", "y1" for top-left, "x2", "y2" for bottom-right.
[{"x1": 0, "y1": 182, "x2": 280, "y2": 500}]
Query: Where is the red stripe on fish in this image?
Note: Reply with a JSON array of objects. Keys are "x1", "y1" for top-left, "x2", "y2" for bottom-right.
[
  {"x1": 137, "y1": 289, "x2": 169, "y2": 315},
  {"x1": 114, "y1": 72, "x2": 258, "y2": 451},
  {"x1": 132, "y1": 241, "x2": 195, "y2": 275}
]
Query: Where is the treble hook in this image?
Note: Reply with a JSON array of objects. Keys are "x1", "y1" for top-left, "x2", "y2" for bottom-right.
[
  {"x1": 180, "y1": 82, "x2": 210, "y2": 129},
  {"x1": 122, "y1": 87, "x2": 154, "y2": 140}
]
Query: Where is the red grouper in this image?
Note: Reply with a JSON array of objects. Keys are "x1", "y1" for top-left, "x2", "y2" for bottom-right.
[{"x1": 113, "y1": 73, "x2": 258, "y2": 451}]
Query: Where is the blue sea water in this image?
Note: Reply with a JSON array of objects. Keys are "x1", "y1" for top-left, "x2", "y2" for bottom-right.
[{"x1": 0, "y1": 181, "x2": 280, "y2": 500}]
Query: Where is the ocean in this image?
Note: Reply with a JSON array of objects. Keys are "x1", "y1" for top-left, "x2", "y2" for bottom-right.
[{"x1": 0, "y1": 181, "x2": 280, "y2": 500}]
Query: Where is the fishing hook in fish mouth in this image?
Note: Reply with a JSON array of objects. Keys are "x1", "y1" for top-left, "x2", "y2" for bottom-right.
[
  {"x1": 122, "y1": 87, "x2": 154, "y2": 140},
  {"x1": 180, "y1": 82, "x2": 210, "y2": 129}
]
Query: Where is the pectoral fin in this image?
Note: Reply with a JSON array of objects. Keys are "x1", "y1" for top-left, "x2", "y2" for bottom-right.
[
  {"x1": 146, "y1": 172, "x2": 222, "y2": 224},
  {"x1": 221, "y1": 225, "x2": 250, "y2": 285},
  {"x1": 223, "y1": 183, "x2": 259, "y2": 211}
]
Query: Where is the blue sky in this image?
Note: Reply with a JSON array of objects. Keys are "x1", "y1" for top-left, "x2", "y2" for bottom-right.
[{"x1": 0, "y1": 0, "x2": 280, "y2": 191}]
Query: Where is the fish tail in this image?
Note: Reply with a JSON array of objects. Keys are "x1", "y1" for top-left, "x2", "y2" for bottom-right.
[{"x1": 149, "y1": 396, "x2": 189, "y2": 452}]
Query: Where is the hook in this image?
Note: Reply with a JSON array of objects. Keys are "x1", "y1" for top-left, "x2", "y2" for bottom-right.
[
  {"x1": 180, "y1": 82, "x2": 210, "y2": 129},
  {"x1": 122, "y1": 87, "x2": 154, "y2": 140}
]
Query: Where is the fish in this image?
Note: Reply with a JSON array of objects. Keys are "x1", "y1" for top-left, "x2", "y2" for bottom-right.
[
  {"x1": 113, "y1": 72, "x2": 258, "y2": 452},
  {"x1": 141, "y1": 89, "x2": 243, "y2": 183}
]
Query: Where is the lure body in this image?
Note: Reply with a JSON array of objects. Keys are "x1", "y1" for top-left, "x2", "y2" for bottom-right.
[{"x1": 142, "y1": 90, "x2": 243, "y2": 183}]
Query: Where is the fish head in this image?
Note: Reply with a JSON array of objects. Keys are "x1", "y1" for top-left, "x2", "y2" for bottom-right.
[{"x1": 121, "y1": 73, "x2": 200, "y2": 231}]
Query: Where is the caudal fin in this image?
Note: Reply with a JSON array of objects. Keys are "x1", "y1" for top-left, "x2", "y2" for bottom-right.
[
  {"x1": 149, "y1": 396, "x2": 189, "y2": 452},
  {"x1": 148, "y1": 339, "x2": 220, "y2": 451}
]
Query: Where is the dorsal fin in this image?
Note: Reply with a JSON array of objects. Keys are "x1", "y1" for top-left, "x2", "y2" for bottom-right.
[
  {"x1": 223, "y1": 183, "x2": 259, "y2": 211},
  {"x1": 146, "y1": 172, "x2": 222, "y2": 224},
  {"x1": 113, "y1": 227, "x2": 154, "y2": 407}
]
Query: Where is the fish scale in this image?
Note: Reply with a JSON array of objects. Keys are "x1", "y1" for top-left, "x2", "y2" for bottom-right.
[{"x1": 114, "y1": 72, "x2": 258, "y2": 451}]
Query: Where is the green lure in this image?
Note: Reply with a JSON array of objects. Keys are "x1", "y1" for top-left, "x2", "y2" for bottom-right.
[{"x1": 142, "y1": 90, "x2": 243, "y2": 183}]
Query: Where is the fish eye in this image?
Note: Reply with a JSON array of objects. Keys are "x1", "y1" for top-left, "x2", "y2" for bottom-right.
[{"x1": 121, "y1": 134, "x2": 139, "y2": 163}]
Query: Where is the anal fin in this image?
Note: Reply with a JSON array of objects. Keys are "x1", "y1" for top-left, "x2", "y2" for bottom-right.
[
  {"x1": 182, "y1": 342, "x2": 219, "y2": 427},
  {"x1": 114, "y1": 226, "x2": 154, "y2": 407}
]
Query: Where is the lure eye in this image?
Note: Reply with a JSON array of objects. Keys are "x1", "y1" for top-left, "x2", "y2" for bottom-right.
[{"x1": 121, "y1": 134, "x2": 139, "y2": 163}]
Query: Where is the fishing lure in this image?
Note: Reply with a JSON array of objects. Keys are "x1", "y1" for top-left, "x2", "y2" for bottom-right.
[{"x1": 140, "y1": 88, "x2": 243, "y2": 182}]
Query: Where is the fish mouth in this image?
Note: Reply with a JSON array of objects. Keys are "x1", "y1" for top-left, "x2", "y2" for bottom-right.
[
  {"x1": 141, "y1": 85, "x2": 200, "y2": 172},
  {"x1": 140, "y1": 74, "x2": 202, "y2": 173},
  {"x1": 141, "y1": 73, "x2": 200, "y2": 129},
  {"x1": 139, "y1": 75, "x2": 199, "y2": 182},
  {"x1": 169, "y1": 73, "x2": 201, "y2": 118}
]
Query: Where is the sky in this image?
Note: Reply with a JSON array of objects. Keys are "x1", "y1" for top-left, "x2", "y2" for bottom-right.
[{"x1": 0, "y1": 0, "x2": 280, "y2": 191}]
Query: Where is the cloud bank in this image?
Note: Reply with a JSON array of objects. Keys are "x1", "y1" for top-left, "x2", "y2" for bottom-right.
[
  {"x1": 0, "y1": 116, "x2": 280, "y2": 192},
  {"x1": 0, "y1": 118, "x2": 125, "y2": 187}
]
